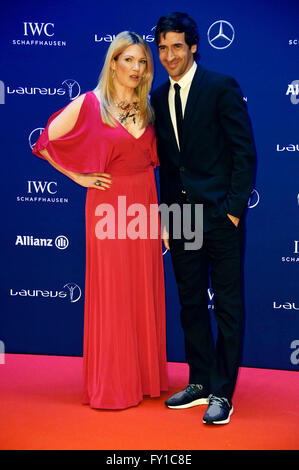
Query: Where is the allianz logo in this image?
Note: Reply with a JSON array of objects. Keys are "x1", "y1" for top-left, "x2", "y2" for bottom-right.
[
  {"x1": 286, "y1": 80, "x2": 299, "y2": 104},
  {"x1": 15, "y1": 235, "x2": 69, "y2": 249},
  {"x1": 273, "y1": 301, "x2": 299, "y2": 310},
  {"x1": 286, "y1": 83, "x2": 299, "y2": 95},
  {"x1": 276, "y1": 144, "x2": 299, "y2": 152}
]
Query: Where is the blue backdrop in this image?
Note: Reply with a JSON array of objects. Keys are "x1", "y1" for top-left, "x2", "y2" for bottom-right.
[{"x1": 1, "y1": 0, "x2": 298, "y2": 370}]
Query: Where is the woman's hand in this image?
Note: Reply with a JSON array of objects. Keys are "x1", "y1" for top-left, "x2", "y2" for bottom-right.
[
  {"x1": 162, "y1": 226, "x2": 170, "y2": 250},
  {"x1": 227, "y1": 213, "x2": 240, "y2": 227},
  {"x1": 73, "y1": 172, "x2": 112, "y2": 190},
  {"x1": 38, "y1": 148, "x2": 112, "y2": 191}
]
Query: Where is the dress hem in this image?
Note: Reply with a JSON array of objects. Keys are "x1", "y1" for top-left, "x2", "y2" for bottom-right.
[{"x1": 81, "y1": 388, "x2": 169, "y2": 410}]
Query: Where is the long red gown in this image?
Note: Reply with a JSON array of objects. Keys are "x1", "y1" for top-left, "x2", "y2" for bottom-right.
[{"x1": 33, "y1": 91, "x2": 168, "y2": 409}]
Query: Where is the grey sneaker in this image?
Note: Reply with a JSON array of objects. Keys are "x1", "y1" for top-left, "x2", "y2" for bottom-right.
[
  {"x1": 165, "y1": 384, "x2": 209, "y2": 409},
  {"x1": 203, "y1": 395, "x2": 234, "y2": 424}
]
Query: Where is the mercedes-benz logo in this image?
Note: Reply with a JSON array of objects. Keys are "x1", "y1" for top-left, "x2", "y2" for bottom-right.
[
  {"x1": 207, "y1": 20, "x2": 235, "y2": 50},
  {"x1": 29, "y1": 127, "x2": 44, "y2": 150}
]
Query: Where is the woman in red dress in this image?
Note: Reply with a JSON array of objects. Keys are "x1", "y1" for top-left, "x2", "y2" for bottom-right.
[{"x1": 32, "y1": 31, "x2": 168, "y2": 409}]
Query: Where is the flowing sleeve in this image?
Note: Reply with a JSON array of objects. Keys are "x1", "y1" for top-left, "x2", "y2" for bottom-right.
[{"x1": 32, "y1": 92, "x2": 105, "y2": 173}]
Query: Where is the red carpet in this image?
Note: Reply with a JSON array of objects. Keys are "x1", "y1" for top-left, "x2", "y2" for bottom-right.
[{"x1": 0, "y1": 354, "x2": 298, "y2": 450}]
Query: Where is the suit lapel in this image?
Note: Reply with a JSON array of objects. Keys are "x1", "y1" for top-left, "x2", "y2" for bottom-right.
[
  {"x1": 181, "y1": 65, "x2": 205, "y2": 150},
  {"x1": 155, "y1": 65, "x2": 205, "y2": 161}
]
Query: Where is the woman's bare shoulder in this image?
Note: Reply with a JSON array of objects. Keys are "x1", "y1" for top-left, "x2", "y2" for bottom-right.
[
  {"x1": 64, "y1": 92, "x2": 88, "y2": 115},
  {"x1": 48, "y1": 93, "x2": 88, "y2": 140}
]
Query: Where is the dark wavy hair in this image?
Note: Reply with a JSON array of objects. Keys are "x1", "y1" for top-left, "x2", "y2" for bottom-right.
[{"x1": 155, "y1": 12, "x2": 199, "y2": 60}]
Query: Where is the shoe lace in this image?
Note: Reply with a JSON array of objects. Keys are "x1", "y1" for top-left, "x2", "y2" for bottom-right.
[
  {"x1": 185, "y1": 384, "x2": 203, "y2": 395},
  {"x1": 208, "y1": 395, "x2": 230, "y2": 407}
]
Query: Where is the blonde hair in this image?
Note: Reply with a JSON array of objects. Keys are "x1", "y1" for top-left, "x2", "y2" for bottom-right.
[{"x1": 94, "y1": 31, "x2": 154, "y2": 128}]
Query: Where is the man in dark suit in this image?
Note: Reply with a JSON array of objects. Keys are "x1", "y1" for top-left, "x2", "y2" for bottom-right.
[{"x1": 151, "y1": 12, "x2": 256, "y2": 424}]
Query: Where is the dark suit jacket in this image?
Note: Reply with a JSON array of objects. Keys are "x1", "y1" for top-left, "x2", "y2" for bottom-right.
[{"x1": 151, "y1": 64, "x2": 257, "y2": 230}]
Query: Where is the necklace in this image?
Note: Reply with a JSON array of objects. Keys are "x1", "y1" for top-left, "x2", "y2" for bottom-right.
[{"x1": 115, "y1": 100, "x2": 140, "y2": 126}]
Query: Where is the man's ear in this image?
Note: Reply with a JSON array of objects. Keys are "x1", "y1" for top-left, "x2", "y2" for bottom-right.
[{"x1": 191, "y1": 44, "x2": 197, "y2": 54}]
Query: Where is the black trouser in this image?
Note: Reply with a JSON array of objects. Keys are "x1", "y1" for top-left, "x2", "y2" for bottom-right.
[{"x1": 168, "y1": 199, "x2": 244, "y2": 401}]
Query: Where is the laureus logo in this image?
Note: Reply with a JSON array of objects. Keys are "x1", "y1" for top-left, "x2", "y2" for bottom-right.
[
  {"x1": 95, "y1": 26, "x2": 156, "y2": 43},
  {"x1": 5, "y1": 79, "x2": 80, "y2": 100},
  {"x1": 9, "y1": 283, "x2": 82, "y2": 302},
  {"x1": 276, "y1": 144, "x2": 299, "y2": 152},
  {"x1": 61, "y1": 79, "x2": 80, "y2": 100},
  {"x1": 63, "y1": 283, "x2": 82, "y2": 303},
  {"x1": 248, "y1": 189, "x2": 260, "y2": 209},
  {"x1": 273, "y1": 301, "x2": 299, "y2": 310}
]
